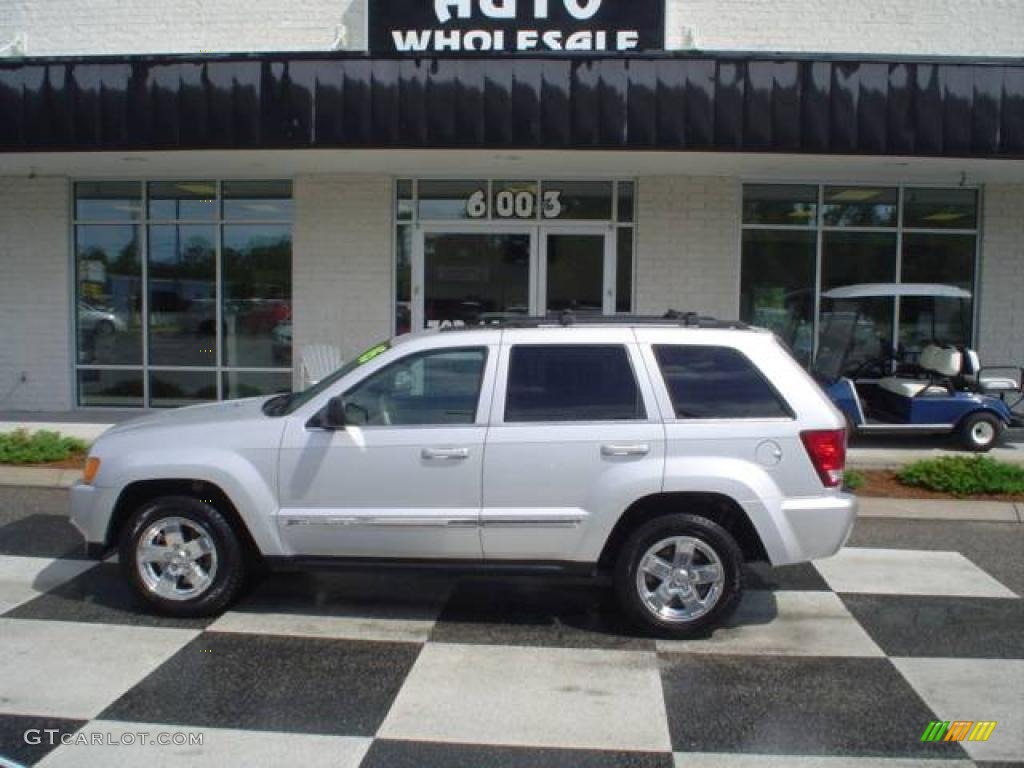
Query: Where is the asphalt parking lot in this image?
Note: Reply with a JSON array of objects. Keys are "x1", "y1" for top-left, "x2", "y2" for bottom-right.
[{"x1": 0, "y1": 487, "x2": 1021, "y2": 767}]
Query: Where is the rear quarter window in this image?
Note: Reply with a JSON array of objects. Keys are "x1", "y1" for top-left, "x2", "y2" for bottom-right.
[{"x1": 653, "y1": 345, "x2": 793, "y2": 420}]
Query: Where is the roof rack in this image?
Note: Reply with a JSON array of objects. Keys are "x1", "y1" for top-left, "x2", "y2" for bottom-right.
[{"x1": 439, "y1": 310, "x2": 750, "y2": 332}]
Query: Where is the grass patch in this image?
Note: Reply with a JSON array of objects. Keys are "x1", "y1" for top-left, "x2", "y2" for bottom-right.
[
  {"x1": 898, "y1": 456, "x2": 1024, "y2": 497},
  {"x1": 844, "y1": 469, "x2": 866, "y2": 492},
  {"x1": 0, "y1": 429, "x2": 89, "y2": 465}
]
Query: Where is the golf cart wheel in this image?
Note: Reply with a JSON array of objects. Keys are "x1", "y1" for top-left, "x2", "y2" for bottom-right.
[{"x1": 959, "y1": 412, "x2": 1002, "y2": 453}]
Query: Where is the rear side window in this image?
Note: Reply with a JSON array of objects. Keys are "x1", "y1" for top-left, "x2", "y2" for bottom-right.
[
  {"x1": 505, "y1": 345, "x2": 646, "y2": 422},
  {"x1": 653, "y1": 345, "x2": 792, "y2": 420}
]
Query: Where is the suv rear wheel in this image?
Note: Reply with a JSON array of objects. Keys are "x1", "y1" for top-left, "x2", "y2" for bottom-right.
[
  {"x1": 119, "y1": 495, "x2": 246, "y2": 617},
  {"x1": 614, "y1": 513, "x2": 743, "y2": 638}
]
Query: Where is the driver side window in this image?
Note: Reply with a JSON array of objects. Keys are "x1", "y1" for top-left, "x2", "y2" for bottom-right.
[{"x1": 342, "y1": 347, "x2": 487, "y2": 427}]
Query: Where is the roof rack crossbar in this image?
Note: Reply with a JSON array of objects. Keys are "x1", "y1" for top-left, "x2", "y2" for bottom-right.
[{"x1": 437, "y1": 310, "x2": 750, "y2": 332}]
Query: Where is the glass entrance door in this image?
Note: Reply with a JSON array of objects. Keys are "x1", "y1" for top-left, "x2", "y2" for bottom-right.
[
  {"x1": 417, "y1": 230, "x2": 534, "y2": 329},
  {"x1": 540, "y1": 229, "x2": 613, "y2": 315},
  {"x1": 413, "y1": 227, "x2": 613, "y2": 330}
]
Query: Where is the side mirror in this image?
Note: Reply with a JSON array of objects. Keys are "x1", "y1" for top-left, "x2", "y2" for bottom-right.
[{"x1": 323, "y1": 396, "x2": 347, "y2": 429}]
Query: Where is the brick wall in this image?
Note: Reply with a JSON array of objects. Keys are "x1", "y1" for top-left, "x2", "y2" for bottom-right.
[
  {"x1": 2, "y1": 0, "x2": 1021, "y2": 57},
  {"x1": 292, "y1": 175, "x2": 393, "y2": 387},
  {"x1": 635, "y1": 176, "x2": 741, "y2": 320},
  {"x1": 0, "y1": 177, "x2": 71, "y2": 411},
  {"x1": 666, "y1": 0, "x2": 1024, "y2": 56},
  {"x1": 977, "y1": 185, "x2": 1024, "y2": 366}
]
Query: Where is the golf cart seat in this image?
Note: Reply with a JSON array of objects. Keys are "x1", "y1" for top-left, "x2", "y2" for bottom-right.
[
  {"x1": 878, "y1": 344, "x2": 960, "y2": 398},
  {"x1": 962, "y1": 349, "x2": 1023, "y2": 393}
]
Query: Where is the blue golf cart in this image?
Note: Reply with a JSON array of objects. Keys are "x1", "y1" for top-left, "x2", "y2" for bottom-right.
[{"x1": 813, "y1": 283, "x2": 1023, "y2": 452}]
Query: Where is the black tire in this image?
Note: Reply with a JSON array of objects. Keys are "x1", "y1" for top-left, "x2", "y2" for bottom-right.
[
  {"x1": 959, "y1": 412, "x2": 1003, "y2": 453},
  {"x1": 119, "y1": 495, "x2": 247, "y2": 618},
  {"x1": 614, "y1": 513, "x2": 743, "y2": 638}
]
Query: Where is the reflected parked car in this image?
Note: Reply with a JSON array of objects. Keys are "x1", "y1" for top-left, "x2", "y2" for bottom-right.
[
  {"x1": 78, "y1": 301, "x2": 127, "y2": 337},
  {"x1": 271, "y1": 321, "x2": 292, "y2": 365}
]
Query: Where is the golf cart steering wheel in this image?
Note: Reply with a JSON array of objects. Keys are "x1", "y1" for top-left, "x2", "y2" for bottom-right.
[{"x1": 847, "y1": 356, "x2": 890, "y2": 380}]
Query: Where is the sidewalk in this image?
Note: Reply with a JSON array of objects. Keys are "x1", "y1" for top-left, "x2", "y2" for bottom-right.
[{"x1": 848, "y1": 429, "x2": 1024, "y2": 469}]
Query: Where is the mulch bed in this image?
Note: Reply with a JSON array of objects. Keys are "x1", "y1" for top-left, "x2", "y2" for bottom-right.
[{"x1": 855, "y1": 469, "x2": 1024, "y2": 503}]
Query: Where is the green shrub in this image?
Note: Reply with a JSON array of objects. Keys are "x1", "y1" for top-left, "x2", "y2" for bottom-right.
[
  {"x1": 0, "y1": 429, "x2": 89, "y2": 465},
  {"x1": 844, "y1": 469, "x2": 866, "y2": 491},
  {"x1": 898, "y1": 456, "x2": 1024, "y2": 496}
]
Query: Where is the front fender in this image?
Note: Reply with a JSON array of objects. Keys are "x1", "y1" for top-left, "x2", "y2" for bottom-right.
[{"x1": 101, "y1": 450, "x2": 285, "y2": 557}]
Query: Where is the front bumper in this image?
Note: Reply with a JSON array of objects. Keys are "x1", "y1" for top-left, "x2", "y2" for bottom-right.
[
  {"x1": 69, "y1": 482, "x2": 118, "y2": 559},
  {"x1": 777, "y1": 493, "x2": 857, "y2": 565}
]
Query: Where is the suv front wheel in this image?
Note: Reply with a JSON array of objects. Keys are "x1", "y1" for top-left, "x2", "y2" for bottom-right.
[
  {"x1": 119, "y1": 496, "x2": 247, "y2": 617},
  {"x1": 614, "y1": 513, "x2": 743, "y2": 638}
]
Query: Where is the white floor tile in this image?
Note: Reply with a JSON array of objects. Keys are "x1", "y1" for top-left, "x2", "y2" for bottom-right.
[
  {"x1": 35, "y1": 721, "x2": 370, "y2": 768},
  {"x1": 657, "y1": 591, "x2": 884, "y2": 657},
  {"x1": 892, "y1": 657, "x2": 1024, "y2": 763},
  {"x1": 207, "y1": 609, "x2": 435, "y2": 643},
  {"x1": 674, "y1": 754, "x2": 973, "y2": 767},
  {"x1": 0, "y1": 555, "x2": 97, "y2": 614},
  {"x1": 0, "y1": 618, "x2": 197, "y2": 719},
  {"x1": 814, "y1": 548, "x2": 1018, "y2": 598},
  {"x1": 378, "y1": 643, "x2": 671, "y2": 752}
]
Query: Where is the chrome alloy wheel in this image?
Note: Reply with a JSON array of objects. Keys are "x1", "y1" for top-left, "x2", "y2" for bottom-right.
[
  {"x1": 971, "y1": 420, "x2": 996, "y2": 446},
  {"x1": 635, "y1": 535, "x2": 725, "y2": 623},
  {"x1": 135, "y1": 516, "x2": 218, "y2": 601}
]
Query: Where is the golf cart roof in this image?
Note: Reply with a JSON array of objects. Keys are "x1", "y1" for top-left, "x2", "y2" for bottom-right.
[{"x1": 823, "y1": 283, "x2": 972, "y2": 300}]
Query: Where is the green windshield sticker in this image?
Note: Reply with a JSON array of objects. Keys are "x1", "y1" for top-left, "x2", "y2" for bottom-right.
[{"x1": 357, "y1": 343, "x2": 390, "y2": 365}]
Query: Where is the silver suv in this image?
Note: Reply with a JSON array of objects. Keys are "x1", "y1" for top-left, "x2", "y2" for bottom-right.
[{"x1": 71, "y1": 315, "x2": 856, "y2": 637}]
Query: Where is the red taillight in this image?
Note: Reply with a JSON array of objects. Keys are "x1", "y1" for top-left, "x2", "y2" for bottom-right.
[{"x1": 800, "y1": 429, "x2": 847, "y2": 488}]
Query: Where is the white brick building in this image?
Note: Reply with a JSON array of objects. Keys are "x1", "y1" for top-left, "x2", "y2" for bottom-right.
[{"x1": 0, "y1": 0, "x2": 1021, "y2": 413}]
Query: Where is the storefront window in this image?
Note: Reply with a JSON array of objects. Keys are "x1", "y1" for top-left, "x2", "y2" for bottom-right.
[
  {"x1": 903, "y1": 188, "x2": 978, "y2": 230},
  {"x1": 75, "y1": 224, "x2": 143, "y2": 366},
  {"x1": 822, "y1": 186, "x2": 898, "y2": 228},
  {"x1": 743, "y1": 184, "x2": 817, "y2": 226},
  {"x1": 418, "y1": 180, "x2": 487, "y2": 220},
  {"x1": 74, "y1": 180, "x2": 293, "y2": 407},
  {"x1": 740, "y1": 230, "x2": 816, "y2": 366},
  {"x1": 741, "y1": 185, "x2": 979, "y2": 377}
]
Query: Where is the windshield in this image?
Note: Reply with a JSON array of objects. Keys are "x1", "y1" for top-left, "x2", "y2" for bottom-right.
[{"x1": 263, "y1": 341, "x2": 391, "y2": 417}]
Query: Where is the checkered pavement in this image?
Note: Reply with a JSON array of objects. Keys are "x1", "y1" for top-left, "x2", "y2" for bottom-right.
[{"x1": 0, "y1": 508, "x2": 1021, "y2": 767}]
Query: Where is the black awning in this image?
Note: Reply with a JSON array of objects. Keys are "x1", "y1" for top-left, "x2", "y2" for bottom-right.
[{"x1": 1, "y1": 52, "x2": 1022, "y2": 158}]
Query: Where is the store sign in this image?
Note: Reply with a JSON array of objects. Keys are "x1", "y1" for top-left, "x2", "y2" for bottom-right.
[{"x1": 370, "y1": 0, "x2": 665, "y2": 54}]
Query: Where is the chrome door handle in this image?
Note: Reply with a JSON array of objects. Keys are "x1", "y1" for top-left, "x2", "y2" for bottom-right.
[
  {"x1": 421, "y1": 447, "x2": 471, "y2": 461},
  {"x1": 601, "y1": 443, "x2": 651, "y2": 457}
]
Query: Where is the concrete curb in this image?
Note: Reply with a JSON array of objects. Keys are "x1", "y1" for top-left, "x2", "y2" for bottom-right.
[
  {"x1": 857, "y1": 496, "x2": 1021, "y2": 523},
  {"x1": 849, "y1": 447, "x2": 1024, "y2": 470},
  {"x1": 0, "y1": 467, "x2": 82, "y2": 488}
]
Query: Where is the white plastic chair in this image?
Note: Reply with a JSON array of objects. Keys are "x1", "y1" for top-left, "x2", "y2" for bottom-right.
[{"x1": 301, "y1": 344, "x2": 344, "y2": 387}]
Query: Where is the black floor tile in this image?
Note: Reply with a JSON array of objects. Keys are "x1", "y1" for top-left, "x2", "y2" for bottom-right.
[
  {"x1": 743, "y1": 562, "x2": 830, "y2": 591},
  {"x1": 234, "y1": 570, "x2": 452, "y2": 620},
  {"x1": 99, "y1": 631, "x2": 420, "y2": 736},
  {"x1": 361, "y1": 740, "x2": 674, "y2": 768},
  {"x1": 841, "y1": 594, "x2": 1024, "y2": 659},
  {"x1": 0, "y1": 514, "x2": 85, "y2": 559},
  {"x1": 659, "y1": 654, "x2": 968, "y2": 758},
  {"x1": 0, "y1": 713, "x2": 86, "y2": 766},
  {"x1": 430, "y1": 578, "x2": 653, "y2": 650},
  {"x1": 4, "y1": 562, "x2": 212, "y2": 630}
]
